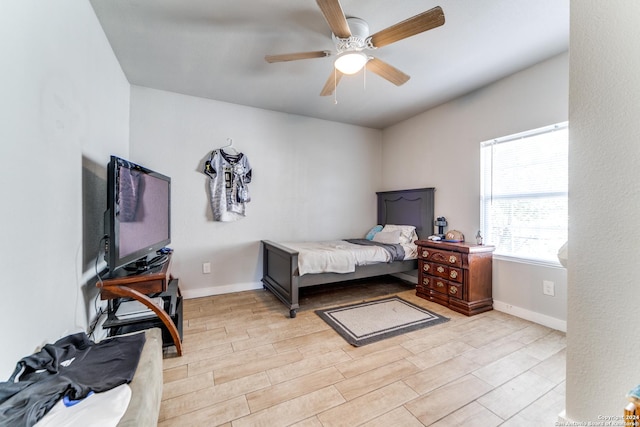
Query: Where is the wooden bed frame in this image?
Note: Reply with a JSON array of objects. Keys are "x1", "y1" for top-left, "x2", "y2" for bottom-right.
[{"x1": 261, "y1": 188, "x2": 435, "y2": 317}]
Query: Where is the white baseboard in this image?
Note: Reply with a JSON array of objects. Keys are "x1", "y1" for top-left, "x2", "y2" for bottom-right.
[
  {"x1": 493, "y1": 299, "x2": 566, "y2": 332},
  {"x1": 181, "y1": 281, "x2": 264, "y2": 299}
]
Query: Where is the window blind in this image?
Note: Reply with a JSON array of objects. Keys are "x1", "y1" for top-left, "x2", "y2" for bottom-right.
[{"x1": 480, "y1": 122, "x2": 568, "y2": 263}]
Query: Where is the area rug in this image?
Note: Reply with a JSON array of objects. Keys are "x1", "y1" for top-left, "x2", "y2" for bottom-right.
[{"x1": 315, "y1": 296, "x2": 449, "y2": 346}]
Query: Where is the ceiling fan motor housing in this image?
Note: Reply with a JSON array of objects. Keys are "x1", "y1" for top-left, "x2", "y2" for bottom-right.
[{"x1": 332, "y1": 17, "x2": 371, "y2": 53}]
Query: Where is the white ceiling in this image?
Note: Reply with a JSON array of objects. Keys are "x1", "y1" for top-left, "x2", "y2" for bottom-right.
[{"x1": 89, "y1": 0, "x2": 569, "y2": 129}]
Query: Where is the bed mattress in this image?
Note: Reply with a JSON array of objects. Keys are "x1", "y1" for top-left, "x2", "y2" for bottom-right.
[{"x1": 280, "y1": 240, "x2": 417, "y2": 276}]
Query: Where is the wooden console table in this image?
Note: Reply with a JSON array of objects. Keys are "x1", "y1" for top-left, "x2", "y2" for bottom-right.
[{"x1": 97, "y1": 255, "x2": 183, "y2": 356}]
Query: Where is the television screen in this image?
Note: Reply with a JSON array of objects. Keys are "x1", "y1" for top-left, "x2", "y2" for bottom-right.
[{"x1": 104, "y1": 156, "x2": 171, "y2": 276}]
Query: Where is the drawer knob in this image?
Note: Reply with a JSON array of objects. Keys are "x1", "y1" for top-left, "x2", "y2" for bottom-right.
[
  {"x1": 422, "y1": 250, "x2": 429, "y2": 257},
  {"x1": 423, "y1": 264, "x2": 430, "y2": 272},
  {"x1": 450, "y1": 286, "x2": 458, "y2": 295},
  {"x1": 437, "y1": 266, "x2": 445, "y2": 273},
  {"x1": 450, "y1": 270, "x2": 458, "y2": 279},
  {"x1": 423, "y1": 278, "x2": 429, "y2": 286},
  {"x1": 436, "y1": 281, "x2": 445, "y2": 288},
  {"x1": 449, "y1": 255, "x2": 457, "y2": 264}
]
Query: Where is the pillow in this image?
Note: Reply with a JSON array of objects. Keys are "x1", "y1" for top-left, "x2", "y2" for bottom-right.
[
  {"x1": 381, "y1": 224, "x2": 417, "y2": 245},
  {"x1": 407, "y1": 229, "x2": 419, "y2": 245},
  {"x1": 365, "y1": 225, "x2": 383, "y2": 240},
  {"x1": 372, "y1": 230, "x2": 402, "y2": 244}
]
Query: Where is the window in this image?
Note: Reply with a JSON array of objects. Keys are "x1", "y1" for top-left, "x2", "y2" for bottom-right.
[{"x1": 480, "y1": 122, "x2": 568, "y2": 265}]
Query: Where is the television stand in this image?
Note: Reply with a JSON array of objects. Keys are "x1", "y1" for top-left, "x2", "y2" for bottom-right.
[{"x1": 97, "y1": 254, "x2": 183, "y2": 356}]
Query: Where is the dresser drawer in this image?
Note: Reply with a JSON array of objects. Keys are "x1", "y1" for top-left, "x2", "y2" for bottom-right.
[
  {"x1": 426, "y1": 262, "x2": 463, "y2": 283},
  {"x1": 448, "y1": 267, "x2": 463, "y2": 283},
  {"x1": 420, "y1": 260, "x2": 432, "y2": 275},
  {"x1": 431, "y1": 263, "x2": 447, "y2": 278},
  {"x1": 419, "y1": 274, "x2": 431, "y2": 288},
  {"x1": 418, "y1": 248, "x2": 463, "y2": 267},
  {"x1": 448, "y1": 282, "x2": 464, "y2": 299},
  {"x1": 429, "y1": 277, "x2": 448, "y2": 295}
]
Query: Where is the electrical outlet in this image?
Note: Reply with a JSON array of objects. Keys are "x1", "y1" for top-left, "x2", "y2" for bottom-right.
[
  {"x1": 543, "y1": 280, "x2": 555, "y2": 296},
  {"x1": 202, "y1": 262, "x2": 211, "y2": 274}
]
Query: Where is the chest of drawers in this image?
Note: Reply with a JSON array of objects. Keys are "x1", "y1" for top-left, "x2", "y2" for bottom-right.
[{"x1": 415, "y1": 240, "x2": 495, "y2": 316}]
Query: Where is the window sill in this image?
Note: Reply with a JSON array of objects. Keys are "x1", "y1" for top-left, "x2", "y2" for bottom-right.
[{"x1": 493, "y1": 254, "x2": 565, "y2": 269}]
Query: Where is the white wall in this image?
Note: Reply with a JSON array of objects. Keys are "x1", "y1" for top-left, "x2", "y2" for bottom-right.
[
  {"x1": 565, "y1": 0, "x2": 640, "y2": 421},
  {"x1": 381, "y1": 53, "x2": 569, "y2": 328},
  {"x1": 0, "y1": 1, "x2": 129, "y2": 378},
  {"x1": 129, "y1": 86, "x2": 382, "y2": 298}
]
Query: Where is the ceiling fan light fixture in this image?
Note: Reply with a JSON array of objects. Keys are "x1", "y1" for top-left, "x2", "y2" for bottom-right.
[{"x1": 334, "y1": 51, "x2": 368, "y2": 75}]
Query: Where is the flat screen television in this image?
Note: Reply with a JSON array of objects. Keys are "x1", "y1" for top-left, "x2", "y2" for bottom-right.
[{"x1": 104, "y1": 155, "x2": 171, "y2": 277}]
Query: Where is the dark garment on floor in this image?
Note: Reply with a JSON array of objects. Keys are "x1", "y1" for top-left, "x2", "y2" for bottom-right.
[{"x1": 0, "y1": 332, "x2": 145, "y2": 427}]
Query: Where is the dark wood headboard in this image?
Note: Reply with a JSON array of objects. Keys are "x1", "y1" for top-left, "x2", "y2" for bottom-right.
[{"x1": 376, "y1": 188, "x2": 435, "y2": 240}]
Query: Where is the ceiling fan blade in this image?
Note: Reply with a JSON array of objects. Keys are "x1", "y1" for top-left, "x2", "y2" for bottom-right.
[
  {"x1": 320, "y1": 69, "x2": 344, "y2": 96},
  {"x1": 366, "y1": 57, "x2": 410, "y2": 86},
  {"x1": 316, "y1": 0, "x2": 351, "y2": 38},
  {"x1": 265, "y1": 51, "x2": 331, "y2": 63},
  {"x1": 369, "y1": 6, "x2": 445, "y2": 48}
]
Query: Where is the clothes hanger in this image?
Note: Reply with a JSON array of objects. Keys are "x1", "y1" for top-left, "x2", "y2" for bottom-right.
[{"x1": 219, "y1": 138, "x2": 239, "y2": 155}]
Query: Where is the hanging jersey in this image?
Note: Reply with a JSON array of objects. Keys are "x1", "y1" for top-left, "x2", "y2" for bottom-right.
[{"x1": 203, "y1": 149, "x2": 252, "y2": 222}]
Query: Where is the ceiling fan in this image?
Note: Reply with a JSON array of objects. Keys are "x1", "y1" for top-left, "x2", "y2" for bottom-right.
[{"x1": 264, "y1": 0, "x2": 445, "y2": 96}]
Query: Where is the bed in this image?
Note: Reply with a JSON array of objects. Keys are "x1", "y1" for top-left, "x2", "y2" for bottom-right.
[{"x1": 261, "y1": 188, "x2": 435, "y2": 318}]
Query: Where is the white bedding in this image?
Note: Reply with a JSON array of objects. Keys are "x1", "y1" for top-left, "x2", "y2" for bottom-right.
[{"x1": 281, "y1": 240, "x2": 417, "y2": 276}]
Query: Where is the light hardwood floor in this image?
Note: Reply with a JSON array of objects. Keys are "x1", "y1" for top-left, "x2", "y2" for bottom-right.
[{"x1": 159, "y1": 277, "x2": 566, "y2": 426}]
